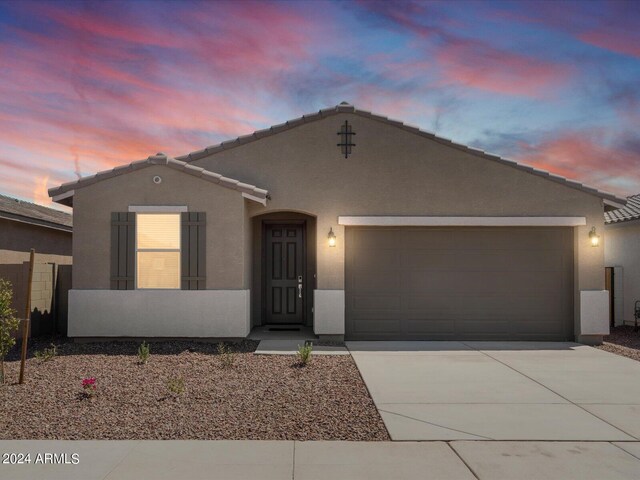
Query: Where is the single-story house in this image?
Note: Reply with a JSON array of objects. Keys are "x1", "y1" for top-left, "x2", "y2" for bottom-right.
[
  {"x1": 48, "y1": 103, "x2": 625, "y2": 344},
  {"x1": 0, "y1": 193, "x2": 73, "y2": 335},
  {"x1": 604, "y1": 194, "x2": 640, "y2": 328}
]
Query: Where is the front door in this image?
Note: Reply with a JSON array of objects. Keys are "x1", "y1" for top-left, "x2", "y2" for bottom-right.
[{"x1": 264, "y1": 223, "x2": 305, "y2": 324}]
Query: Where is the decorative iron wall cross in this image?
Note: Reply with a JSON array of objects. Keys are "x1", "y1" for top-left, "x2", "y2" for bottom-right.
[{"x1": 336, "y1": 120, "x2": 356, "y2": 158}]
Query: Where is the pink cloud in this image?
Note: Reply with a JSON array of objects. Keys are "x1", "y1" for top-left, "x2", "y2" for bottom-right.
[
  {"x1": 32, "y1": 4, "x2": 183, "y2": 49},
  {"x1": 33, "y1": 176, "x2": 50, "y2": 206},
  {"x1": 357, "y1": 0, "x2": 434, "y2": 38},
  {"x1": 351, "y1": 83, "x2": 439, "y2": 121},
  {"x1": 578, "y1": 30, "x2": 640, "y2": 59},
  {"x1": 357, "y1": 0, "x2": 573, "y2": 98},
  {"x1": 435, "y1": 40, "x2": 573, "y2": 98},
  {"x1": 0, "y1": 0, "x2": 330, "y2": 205},
  {"x1": 0, "y1": 0, "x2": 635, "y2": 206},
  {"x1": 478, "y1": 1, "x2": 640, "y2": 60},
  {"x1": 513, "y1": 130, "x2": 640, "y2": 195}
]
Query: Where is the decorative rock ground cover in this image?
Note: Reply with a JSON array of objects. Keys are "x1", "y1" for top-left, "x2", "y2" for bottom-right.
[
  {"x1": 0, "y1": 338, "x2": 389, "y2": 441},
  {"x1": 597, "y1": 326, "x2": 640, "y2": 362}
]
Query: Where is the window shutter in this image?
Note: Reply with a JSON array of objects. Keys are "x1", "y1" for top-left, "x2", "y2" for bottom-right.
[
  {"x1": 110, "y1": 212, "x2": 135, "y2": 290},
  {"x1": 181, "y1": 212, "x2": 206, "y2": 290}
]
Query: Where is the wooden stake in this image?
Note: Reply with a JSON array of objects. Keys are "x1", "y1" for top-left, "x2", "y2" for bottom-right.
[{"x1": 18, "y1": 249, "x2": 35, "y2": 384}]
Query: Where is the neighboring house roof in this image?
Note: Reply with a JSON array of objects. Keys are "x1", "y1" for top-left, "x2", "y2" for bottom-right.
[
  {"x1": 0, "y1": 193, "x2": 72, "y2": 232},
  {"x1": 605, "y1": 193, "x2": 640, "y2": 224},
  {"x1": 176, "y1": 102, "x2": 626, "y2": 207},
  {"x1": 48, "y1": 153, "x2": 270, "y2": 207}
]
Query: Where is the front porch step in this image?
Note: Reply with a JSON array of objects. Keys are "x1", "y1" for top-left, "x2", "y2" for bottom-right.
[{"x1": 247, "y1": 325, "x2": 317, "y2": 341}]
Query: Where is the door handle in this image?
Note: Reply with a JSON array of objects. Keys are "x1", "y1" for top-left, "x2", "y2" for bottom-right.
[{"x1": 298, "y1": 276, "x2": 303, "y2": 298}]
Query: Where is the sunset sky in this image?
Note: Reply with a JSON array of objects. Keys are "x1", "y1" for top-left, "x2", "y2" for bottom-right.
[{"x1": 0, "y1": 0, "x2": 638, "y2": 209}]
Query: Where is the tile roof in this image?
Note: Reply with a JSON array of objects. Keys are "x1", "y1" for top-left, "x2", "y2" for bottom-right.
[
  {"x1": 175, "y1": 102, "x2": 626, "y2": 206},
  {"x1": 605, "y1": 194, "x2": 640, "y2": 224},
  {"x1": 48, "y1": 153, "x2": 269, "y2": 207},
  {"x1": 0, "y1": 193, "x2": 72, "y2": 231}
]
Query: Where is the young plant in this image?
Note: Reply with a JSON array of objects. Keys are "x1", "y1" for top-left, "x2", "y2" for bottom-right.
[
  {"x1": 34, "y1": 343, "x2": 57, "y2": 362},
  {"x1": 81, "y1": 377, "x2": 97, "y2": 398},
  {"x1": 217, "y1": 342, "x2": 235, "y2": 368},
  {"x1": 0, "y1": 279, "x2": 19, "y2": 384},
  {"x1": 297, "y1": 341, "x2": 313, "y2": 366},
  {"x1": 167, "y1": 377, "x2": 185, "y2": 396},
  {"x1": 138, "y1": 341, "x2": 150, "y2": 364}
]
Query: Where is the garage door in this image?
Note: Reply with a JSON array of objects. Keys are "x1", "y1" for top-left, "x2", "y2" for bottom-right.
[{"x1": 345, "y1": 227, "x2": 574, "y2": 341}]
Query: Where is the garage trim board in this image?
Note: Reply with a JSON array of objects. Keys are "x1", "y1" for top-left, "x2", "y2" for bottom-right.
[{"x1": 339, "y1": 216, "x2": 587, "y2": 227}]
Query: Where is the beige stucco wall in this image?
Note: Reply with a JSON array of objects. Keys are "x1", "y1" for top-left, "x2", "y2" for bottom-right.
[
  {"x1": 192, "y1": 113, "x2": 606, "y2": 317},
  {"x1": 70, "y1": 112, "x2": 608, "y2": 339},
  {"x1": 605, "y1": 220, "x2": 640, "y2": 325},
  {"x1": 72, "y1": 166, "x2": 248, "y2": 290},
  {"x1": 0, "y1": 218, "x2": 72, "y2": 265}
]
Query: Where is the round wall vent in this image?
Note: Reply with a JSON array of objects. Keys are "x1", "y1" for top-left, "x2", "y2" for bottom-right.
[{"x1": 153, "y1": 175, "x2": 162, "y2": 184}]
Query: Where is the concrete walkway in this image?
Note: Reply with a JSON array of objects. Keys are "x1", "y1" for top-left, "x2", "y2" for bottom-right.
[
  {"x1": 348, "y1": 341, "x2": 640, "y2": 441},
  {"x1": 1, "y1": 440, "x2": 640, "y2": 479}
]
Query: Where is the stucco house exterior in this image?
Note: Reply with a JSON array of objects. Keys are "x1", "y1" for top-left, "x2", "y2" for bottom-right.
[
  {"x1": 49, "y1": 103, "x2": 624, "y2": 344},
  {"x1": 604, "y1": 194, "x2": 640, "y2": 328},
  {"x1": 0, "y1": 193, "x2": 73, "y2": 335}
]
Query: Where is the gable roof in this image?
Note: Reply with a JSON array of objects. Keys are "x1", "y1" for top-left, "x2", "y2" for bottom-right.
[
  {"x1": 48, "y1": 153, "x2": 269, "y2": 207},
  {"x1": 0, "y1": 193, "x2": 72, "y2": 232},
  {"x1": 176, "y1": 102, "x2": 626, "y2": 207},
  {"x1": 605, "y1": 193, "x2": 640, "y2": 224}
]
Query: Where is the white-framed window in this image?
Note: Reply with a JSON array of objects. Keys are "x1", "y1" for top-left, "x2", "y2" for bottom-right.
[{"x1": 135, "y1": 213, "x2": 181, "y2": 289}]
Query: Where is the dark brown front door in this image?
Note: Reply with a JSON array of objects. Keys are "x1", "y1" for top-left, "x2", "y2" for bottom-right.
[{"x1": 265, "y1": 223, "x2": 305, "y2": 324}]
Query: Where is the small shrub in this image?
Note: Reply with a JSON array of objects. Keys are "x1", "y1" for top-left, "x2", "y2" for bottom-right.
[
  {"x1": 167, "y1": 377, "x2": 185, "y2": 396},
  {"x1": 81, "y1": 377, "x2": 97, "y2": 398},
  {"x1": 297, "y1": 341, "x2": 313, "y2": 366},
  {"x1": 35, "y1": 343, "x2": 57, "y2": 362},
  {"x1": 137, "y1": 341, "x2": 150, "y2": 364},
  {"x1": 0, "y1": 279, "x2": 20, "y2": 384},
  {"x1": 217, "y1": 342, "x2": 235, "y2": 368}
]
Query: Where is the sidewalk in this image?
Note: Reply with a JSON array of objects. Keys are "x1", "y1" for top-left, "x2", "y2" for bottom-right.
[{"x1": 1, "y1": 440, "x2": 639, "y2": 480}]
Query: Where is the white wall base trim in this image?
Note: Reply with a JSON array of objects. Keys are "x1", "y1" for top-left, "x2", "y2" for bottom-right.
[
  {"x1": 128, "y1": 205, "x2": 188, "y2": 212},
  {"x1": 580, "y1": 290, "x2": 610, "y2": 335},
  {"x1": 314, "y1": 290, "x2": 345, "y2": 335},
  {"x1": 68, "y1": 290, "x2": 250, "y2": 337},
  {"x1": 338, "y1": 216, "x2": 587, "y2": 227}
]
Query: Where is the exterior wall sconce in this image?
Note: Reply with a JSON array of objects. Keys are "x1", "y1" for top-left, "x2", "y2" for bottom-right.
[
  {"x1": 328, "y1": 227, "x2": 336, "y2": 247},
  {"x1": 589, "y1": 226, "x2": 600, "y2": 247}
]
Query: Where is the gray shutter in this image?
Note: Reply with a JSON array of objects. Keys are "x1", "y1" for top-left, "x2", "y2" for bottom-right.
[
  {"x1": 181, "y1": 212, "x2": 206, "y2": 290},
  {"x1": 110, "y1": 212, "x2": 135, "y2": 290}
]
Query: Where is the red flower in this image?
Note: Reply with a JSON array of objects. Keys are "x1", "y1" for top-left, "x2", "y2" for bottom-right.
[{"x1": 82, "y1": 377, "x2": 96, "y2": 388}]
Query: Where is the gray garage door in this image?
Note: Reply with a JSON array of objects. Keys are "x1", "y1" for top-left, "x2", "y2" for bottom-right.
[{"x1": 345, "y1": 227, "x2": 574, "y2": 341}]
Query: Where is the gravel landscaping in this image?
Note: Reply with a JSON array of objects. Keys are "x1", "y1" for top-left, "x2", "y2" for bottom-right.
[
  {"x1": 596, "y1": 325, "x2": 640, "y2": 362},
  {"x1": 0, "y1": 338, "x2": 389, "y2": 441}
]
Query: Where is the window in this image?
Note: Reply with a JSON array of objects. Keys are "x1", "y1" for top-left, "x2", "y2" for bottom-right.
[{"x1": 136, "y1": 213, "x2": 180, "y2": 289}]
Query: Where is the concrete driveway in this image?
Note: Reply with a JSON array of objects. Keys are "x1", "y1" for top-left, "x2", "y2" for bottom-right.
[{"x1": 347, "y1": 341, "x2": 640, "y2": 441}]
